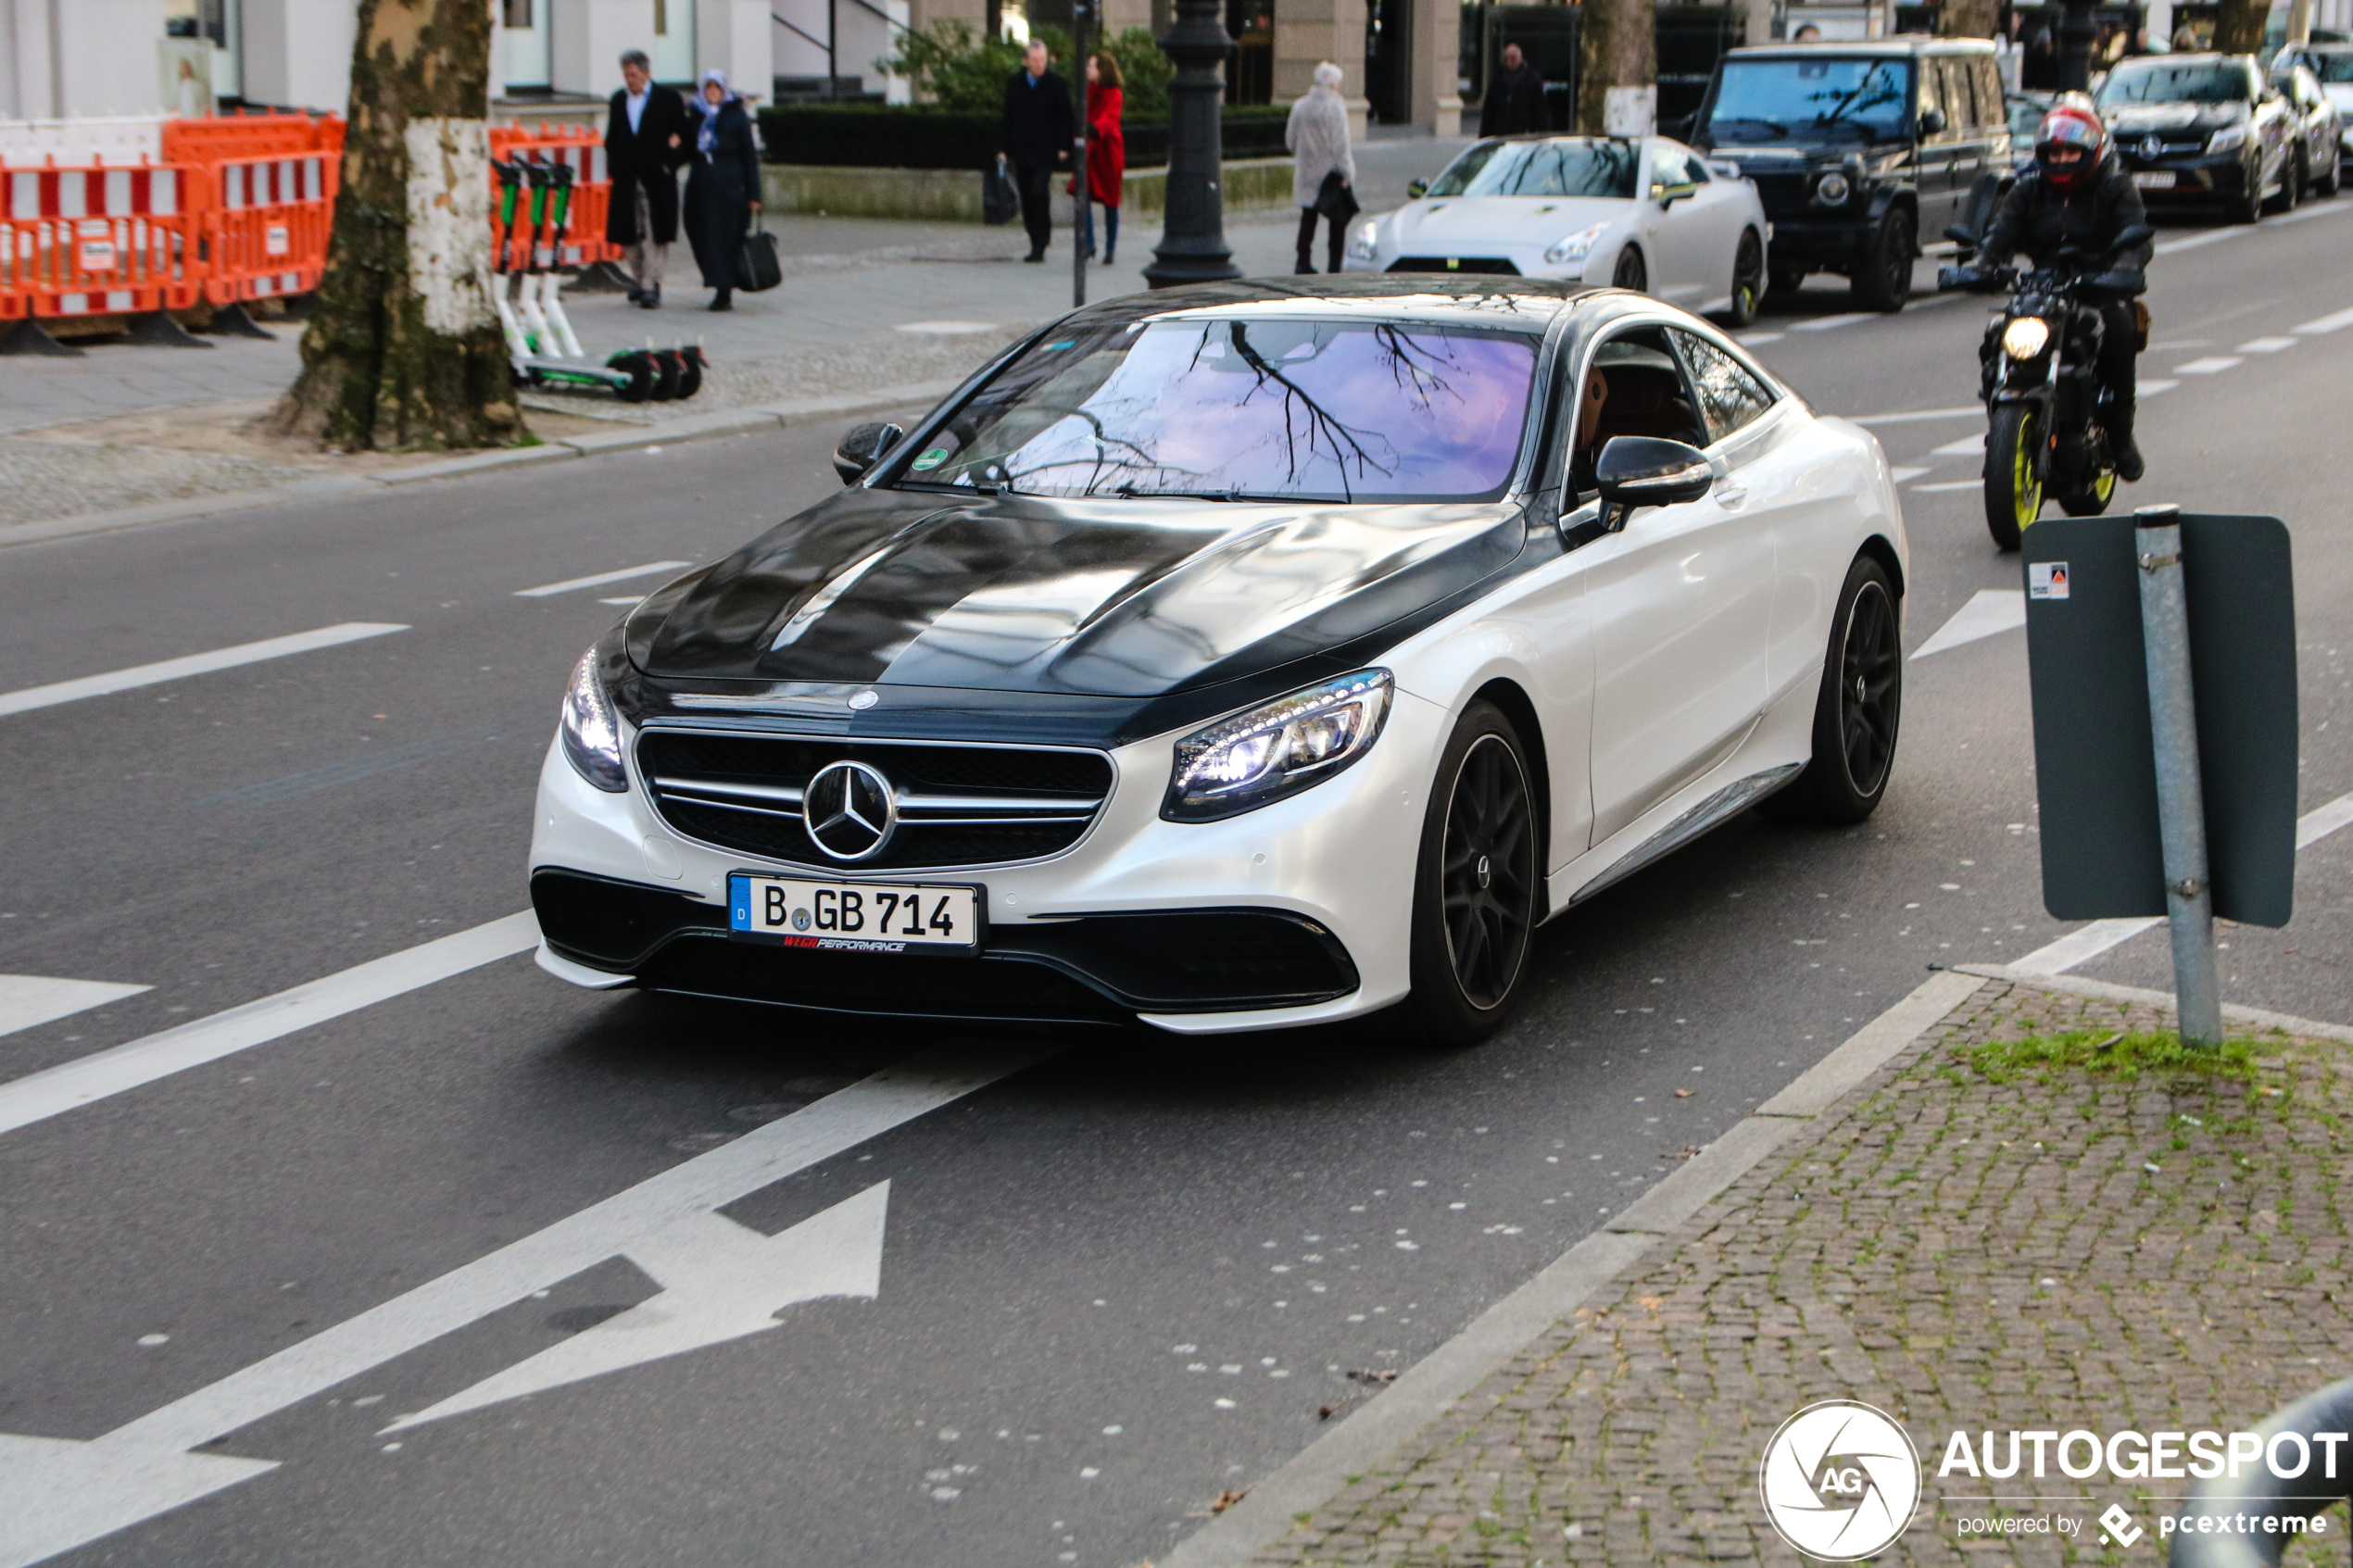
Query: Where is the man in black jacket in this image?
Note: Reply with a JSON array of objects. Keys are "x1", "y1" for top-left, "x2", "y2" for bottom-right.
[
  {"x1": 1969, "y1": 103, "x2": 2153, "y2": 479},
  {"x1": 605, "y1": 49, "x2": 691, "y2": 307},
  {"x1": 1478, "y1": 44, "x2": 1548, "y2": 137},
  {"x1": 1000, "y1": 39, "x2": 1076, "y2": 262}
]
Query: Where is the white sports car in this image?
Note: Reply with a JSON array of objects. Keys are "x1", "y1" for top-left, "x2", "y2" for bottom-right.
[
  {"x1": 1344, "y1": 135, "x2": 1773, "y2": 326},
  {"x1": 529, "y1": 277, "x2": 1906, "y2": 1044}
]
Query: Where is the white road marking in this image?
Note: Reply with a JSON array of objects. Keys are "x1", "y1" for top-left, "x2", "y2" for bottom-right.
[
  {"x1": 1847, "y1": 407, "x2": 1982, "y2": 426},
  {"x1": 596, "y1": 596, "x2": 642, "y2": 606},
  {"x1": 513, "y1": 560, "x2": 690, "y2": 598},
  {"x1": 0, "y1": 624, "x2": 408, "y2": 720},
  {"x1": 2007, "y1": 789, "x2": 2353, "y2": 976},
  {"x1": 2154, "y1": 226, "x2": 2255, "y2": 255},
  {"x1": 894, "y1": 320, "x2": 1000, "y2": 335},
  {"x1": 2236, "y1": 335, "x2": 2299, "y2": 353},
  {"x1": 0, "y1": 1044, "x2": 1050, "y2": 1568},
  {"x1": 2296, "y1": 305, "x2": 2353, "y2": 334},
  {"x1": 1889, "y1": 466, "x2": 1931, "y2": 483},
  {"x1": 1791, "y1": 312, "x2": 1873, "y2": 331},
  {"x1": 2271, "y1": 201, "x2": 2353, "y2": 226},
  {"x1": 2139, "y1": 378, "x2": 2181, "y2": 395},
  {"x1": 1931, "y1": 433, "x2": 1985, "y2": 457},
  {"x1": 0, "y1": 913, "x2": 538, "y2": 1138},
  {"x1": 1909, "y1": 479, "x2": 1982, "y2": 493},
  {"x1": 2172, "y1": 356, "x2": 2245, "y2": 374},
  {"x1": 1736, "y1": 332, "x2": 1785, "y2": 345},
  {"x1": 0, "y1": 977, "x2": 150, "y2": 1042},
  {"x1": 1910, "y1": 589, "x2": 2024, "y2": 661}
]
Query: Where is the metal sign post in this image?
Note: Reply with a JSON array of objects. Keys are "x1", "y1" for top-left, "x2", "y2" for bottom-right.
[
  {"x1": 1073, "y1": 0, "x2": 1092, "y2": 309},
  {"x1": 2133, "y1": 506, "x2": 2224, "y2": 1047}
]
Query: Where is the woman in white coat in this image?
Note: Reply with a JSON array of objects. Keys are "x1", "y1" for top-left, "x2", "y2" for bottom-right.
[{"x1": 1285, "y1": 61, "x2": 1356, "y2": 274}]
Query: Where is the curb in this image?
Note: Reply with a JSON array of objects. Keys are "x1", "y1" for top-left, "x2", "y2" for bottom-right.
[
  {"x1": 0, "y1": 379, "x2": 963, "y2": 552},
  {"x1": 1161, "y1": 968, "x2": 1988, "y2": 1568},
  {"x1": 1953, "y1": 961, "x2": 2353, "y2": 1044}
]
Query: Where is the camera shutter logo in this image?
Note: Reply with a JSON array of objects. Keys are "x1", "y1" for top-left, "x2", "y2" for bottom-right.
[
  {"x1": 802, "y1": 760, "x2": 898, "y2": 860},
  {"x1": 1757, "y1": 1400, "x2": 1921, "y2": 1561}
]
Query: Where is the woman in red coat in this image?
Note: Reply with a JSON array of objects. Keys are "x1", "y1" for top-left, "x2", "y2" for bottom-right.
[{"x1": 1073, "y1": 53, "x2": 1126, "y2": 264}]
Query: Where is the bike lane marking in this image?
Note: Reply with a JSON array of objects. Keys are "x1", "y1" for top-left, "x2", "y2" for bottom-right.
[
  {"x1": 0, "y1": 977, "x2": 150, "y2": 1041},
  {"x1": 1910, "y1": 589, "x2": 2024, "y2": 661},
  {"x1": 0, "y1": 624, "x2": 409, "y2": 719}
]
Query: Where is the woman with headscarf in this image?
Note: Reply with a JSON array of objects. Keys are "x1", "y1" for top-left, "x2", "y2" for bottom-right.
[
  {"x1": 1285, "y1": 61, "x2": 1355, "y2": 274},
  {"x1": 684, "y1": 69, "x2": 762, "y2": 310}
]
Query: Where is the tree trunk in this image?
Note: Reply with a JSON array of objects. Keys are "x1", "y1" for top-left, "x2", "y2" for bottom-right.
[
  {"x1": 1575, "y1": 0, "x2": 1656, "y2": 136},
  {"x1": 268, "y1": 0, "x2": 521, "y2": 452},
  {"x1": 2214, "y1": 0, "x2": 2268, "y2": 54},
  {"x1": 1937, "y1": 0, "x2": 2001, "y2": 38}
]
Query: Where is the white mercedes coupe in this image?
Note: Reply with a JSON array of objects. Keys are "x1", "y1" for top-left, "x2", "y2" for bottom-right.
[
  {"x1": 529, "y1": 278, "x2": 1906, "y2": 1045},
  {"x1": 1344, "y1": 135, "x2": 1773, "y2": 326}
]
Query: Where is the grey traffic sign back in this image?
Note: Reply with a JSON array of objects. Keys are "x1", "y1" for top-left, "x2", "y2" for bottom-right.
[{"x1": 2021, "y1": 514, "x2": 2297, "y2": 926}]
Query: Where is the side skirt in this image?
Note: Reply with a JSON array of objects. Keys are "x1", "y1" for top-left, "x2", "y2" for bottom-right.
[{"x1": 1549, "y1": 762, "x2": 1806, "y2": 914}]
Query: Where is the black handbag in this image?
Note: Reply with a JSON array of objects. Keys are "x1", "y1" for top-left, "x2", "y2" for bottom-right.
[
  {"x1": 1315, "y1": 169, "x2": 1360, "y2": 223},
  {"x1": 981, "y1": 164, "x2": 1019, "y2": 226},
  {"x1": 736, "y1": 227, "x2": 782, "y2": 293}
]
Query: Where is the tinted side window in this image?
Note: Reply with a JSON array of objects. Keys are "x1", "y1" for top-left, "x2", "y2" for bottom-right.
[
  {"x1": 1915, "y1": 55, "x2": 1944, "y2": 131},
  {"x1": 1672, "y1": 330, "x2": 1776, "y2": 444}
]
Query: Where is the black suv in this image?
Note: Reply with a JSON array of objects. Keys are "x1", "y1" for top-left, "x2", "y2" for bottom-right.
[{"x1": 1692, "y1": 39, "x2": 2010, "y2": 309}]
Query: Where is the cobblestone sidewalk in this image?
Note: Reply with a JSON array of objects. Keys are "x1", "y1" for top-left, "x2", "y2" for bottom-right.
[{"x1": 1255, "y1": 977, "x2": 2352, "y2": 1567}]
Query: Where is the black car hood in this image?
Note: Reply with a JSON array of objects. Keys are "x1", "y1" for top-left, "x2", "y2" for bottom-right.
[
  {"x1": 2103, "y1": 101, "x2": 2246, "y2": 135},
  {"x1": 635, "y1": 485, "x2": 1529, "y2": 701}
]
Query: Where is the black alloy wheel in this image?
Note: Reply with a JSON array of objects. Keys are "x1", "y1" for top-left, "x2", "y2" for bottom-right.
[
  {"x1": 1851, "y1": 207, "x2": 1915, "y2": 312},
  {"x1": 1725, "y1": 228, "x2": 1766, "y2": 328},
  {"x1": 1403, "y1": 703, "x2": 1538, "y2": 1047},
  {"x1": 2229, "y1": 157, "x2": 2264, "y2": 223},
  {"x1": 2269, "y1": 148, "x2": 2305, "y2": 212},
  {"x1": 1613, "y1": 245, "x2": 1648, "y2": 294},
  {"x1": 1760, "y1": 557, "x2": 1902, "y2": 825}
]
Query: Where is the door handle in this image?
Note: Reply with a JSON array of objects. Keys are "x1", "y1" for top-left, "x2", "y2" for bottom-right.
[{"x1": 1714, "y1": 483, "x2": 1749, "y2": 508}]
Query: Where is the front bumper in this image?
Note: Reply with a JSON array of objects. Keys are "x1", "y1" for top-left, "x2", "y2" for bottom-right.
[
  {"x1": 525, "y1": 692, "x2": 1447, "y2": 1032},
  {"x1": 2117, "y1": 152, "x2": 2251, "y2": 202}
]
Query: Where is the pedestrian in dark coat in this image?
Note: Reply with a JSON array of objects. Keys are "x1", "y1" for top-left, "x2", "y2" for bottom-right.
[
  {"x1": 604, "y1": 48, "x2": 691, "y2": 308},
  {"x1": 684, "y1": 69, "x2": 763, "y2": 310},
  {"x1": 1478, "y1": 44, "x2": 1548, "y2": 136},
  {"x1": 1000, "y1": 39, "x2": 1076, "y2": 262}
]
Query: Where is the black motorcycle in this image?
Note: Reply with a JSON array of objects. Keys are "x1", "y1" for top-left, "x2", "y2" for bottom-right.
[{"x1": 1937, "y1": 222, "x2": 2153, "y2": 552}]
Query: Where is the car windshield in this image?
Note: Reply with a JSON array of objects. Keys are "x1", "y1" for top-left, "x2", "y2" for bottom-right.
[
  {"x1": 1425, "y1": 138, "x2": 1642, "y2": 198},
  {"x1": 893, "y1": 319, "x2": 1541, "y2": 503},
  {"x1": 2097, "y1": 59, "x2": 2254, "y2": 104},
  {"x1": 1706, "y1": 57, "x2": 1914, "y2": 144},
  {"x1": 2007, "y1": 96, "x2": 2048, "y2": 138},
  {"x1": 2305, "y1": 51, "x2": 2353, "y2": 83}
]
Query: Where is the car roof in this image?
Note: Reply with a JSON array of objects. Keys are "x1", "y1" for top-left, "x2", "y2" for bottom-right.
[
  {"x1": 1058, "y1": 275, "x2": 1595, "y2": 332},
  {"x1": 1730, "y1": 38, "x2": 1996, "y2": 58}
]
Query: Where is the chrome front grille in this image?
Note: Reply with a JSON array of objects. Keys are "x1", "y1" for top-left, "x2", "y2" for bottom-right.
[{"x1": 635, "y1": 729, "x2": 1114, "y2": 871}]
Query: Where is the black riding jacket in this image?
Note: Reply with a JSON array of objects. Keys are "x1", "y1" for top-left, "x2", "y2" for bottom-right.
[{"x1": 1980, "y1": 154, "x2": 2154, "y2": 274}]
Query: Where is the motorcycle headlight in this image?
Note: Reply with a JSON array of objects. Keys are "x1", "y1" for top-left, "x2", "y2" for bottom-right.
[
  {"x1": 2002, "y1": 316, "x2": 2052, "y2": 359},
  {"x1": 1544, "y1": 220, "x2": 1611, "y2": 265},
  {"x1": 1814, "y1": 170, "x2": 1852, "y2": 205},
  {"x1": 1164, "y1": 670, "x2": 1392, "y2": 822},
  {"x1": 2208, "y1": 123, "x2": 2249, "y2": 153},
  {"x1": 559, "y1": 644, "x2": 629, "y2": 792},
  {"x1": 1347, "y1": 219, "x2": 1380, "y2": 259}
]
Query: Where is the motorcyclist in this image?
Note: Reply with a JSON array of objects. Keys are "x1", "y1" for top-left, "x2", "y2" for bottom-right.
[{"x1": 1956, "y1": 102, "x2": 2153, "y2": 482}]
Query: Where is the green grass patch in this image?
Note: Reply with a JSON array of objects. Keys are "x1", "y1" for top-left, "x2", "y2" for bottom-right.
[{"x1": 1966, "y1": 1029, "x2": 2259, "y2": 1086}]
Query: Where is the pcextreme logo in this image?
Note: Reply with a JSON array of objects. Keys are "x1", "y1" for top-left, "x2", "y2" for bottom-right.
[{"x1": 1757, "y1": 1400, "x2": 1924, "y2": 1561}]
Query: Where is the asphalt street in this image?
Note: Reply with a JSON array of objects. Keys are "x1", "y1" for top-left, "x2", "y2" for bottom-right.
[{"x1": 4, "y1": 191, "x2": 2353, "y2": 1568}]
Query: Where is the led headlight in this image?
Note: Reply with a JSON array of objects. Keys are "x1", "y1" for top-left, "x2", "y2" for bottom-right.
[
  {"x1": 1544, "y1": 220, "x2": 1611, "y2": 265},
  {"x1": 2001, "y1": 316, "x2": 2052, "y2": 359},
  {"x1": 1347, "y1": 219, "x2": 1379, "y2": 260},
  {"x1": 1814, "y1": 170, "x2": 1852, "y2": 205},
  {"x1": 1164, "y1": 670, "x2": 1393, "y2": 822},
  {"x1": 2208, "y1": 123, "x2": 2248, "y2": 153},
  {"x1": 559, "y1": 644, "x2": 629, "y2": 792}
]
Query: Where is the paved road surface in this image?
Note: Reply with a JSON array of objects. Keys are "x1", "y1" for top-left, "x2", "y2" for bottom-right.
[{"x1": 2, "y1": 197, "x2": 2350, "y2": 1568}]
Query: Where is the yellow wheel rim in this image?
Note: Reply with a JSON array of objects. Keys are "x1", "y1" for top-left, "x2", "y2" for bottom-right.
[
  {"x1": 2091, "y1": 469, "x2": 2116, "y2": 505},
  {"x1": 2013, "y1": 413, "x2": 2043, "y2": 531}
]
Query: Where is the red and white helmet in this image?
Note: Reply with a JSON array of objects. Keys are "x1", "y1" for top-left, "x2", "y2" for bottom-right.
[{"x1": 2035, "y1": 103, "x2": 2108, "y2": 190}]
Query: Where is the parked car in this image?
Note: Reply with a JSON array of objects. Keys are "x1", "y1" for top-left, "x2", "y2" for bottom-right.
[
  {"x1": 1692, "y1": 37, "x2": 2012, "y2": 310},
  {"x1": 2270, "y1": 56, "x2": 2347, "y2": 193},
  {"x1": 528, "y1": 278, "x2": 1910, "y2": 1043},
  {"x1": 1341, "y1": 135, "x2": 1773, "y2": 326},
  {"x1": 2005, "y1": 90, "x2": 2052, "y2": 175},
  {"x1": 2273, "y1": 39, "x2": 2353, "y2": 166},
  {"x1": 2097, "y1": 53, "x2": 2297, "y2": 221}
]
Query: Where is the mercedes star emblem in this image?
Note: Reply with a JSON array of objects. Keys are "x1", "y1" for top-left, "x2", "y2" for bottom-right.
[
  {"x1": 802, "y1": 759, "x2": 898, "y2": 861},
  {"x1": 2141, "y1": 134, "x2": 2164, "y2": 159}
]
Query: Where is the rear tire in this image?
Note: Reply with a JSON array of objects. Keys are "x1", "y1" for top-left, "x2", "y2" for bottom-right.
[
  {"x1": 1722, "y1": 228, "x2": 1766, "y2": 328},
  {"x1": 1613, "y1": 246, "x2": 1648, "y2": 294},
  {"x1": 1982, "y1": 403, "x2": 2043, "y2": 552},
  {"x1": 1400, "y1": 702, "x2": 1539, "y2": 1049},
  {"x1": 1851, "y1": 207, "x2": 1915, "y2": 312},
  {"x1": 1758, "y1": 557, "x2": 1902, "y2": 826}
]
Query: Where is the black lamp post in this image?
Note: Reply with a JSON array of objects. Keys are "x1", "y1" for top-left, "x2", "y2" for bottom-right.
[
  {"x1": 2056, "y1": 0, "x2": 2096, "y2": 91},
  {"x1": 1144, "y1": 0, "x2": 1241, "y2": 288}
]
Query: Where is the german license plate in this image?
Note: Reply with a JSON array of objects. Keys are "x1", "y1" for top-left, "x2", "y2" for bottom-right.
[
  {"x1": 727, "y1": 872, "x2": 981, "y2": 954},
  {"x1": 2132, "y1": 170, "x2": 2176, "y2": 189}
]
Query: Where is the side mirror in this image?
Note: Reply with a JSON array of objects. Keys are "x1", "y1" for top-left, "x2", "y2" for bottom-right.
[
  {"x1": 1406, "y1": 178, "x2": 1430, "y2": 199},
  {"x1": 1919, "y1": 105, "x2": 1948, "y2": 135},
  {"x1": 833, "y1": 420, "x2": 902, "y2": 485},
  {"x1": 1594, "y1": 436, "x2": 1713, "y2": 531}
]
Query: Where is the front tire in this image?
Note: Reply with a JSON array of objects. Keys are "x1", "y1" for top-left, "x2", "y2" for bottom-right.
[
  {"x1": 2319, "y1": 144, "x2": 2342, "y2": 196},
  {"x1": 1982, "y1": 402, "x2": 2043, "y2": 551},
  {"x1": 2228, "y1": 160, "x2": 2263, "y2": 223},
  {"x1": 1758, "y1": 557, "x2": 1902, "y2": 826},
  {"x1": 1723, "y1": 228, "x2": 1766, "y2": 328},
  {"x1": 1401, "y1": 703, "x2": 1539, "y2": 1048},
  {"x1": 1613, "y1": 245, "x2": 1649, "y2": 294},
  {"x1": 1851, "y1": 207, "x2": 1915, "y2": 312},
  {"x1": 2268, "y1": 149, "x2": 2305, "y2": 213}
]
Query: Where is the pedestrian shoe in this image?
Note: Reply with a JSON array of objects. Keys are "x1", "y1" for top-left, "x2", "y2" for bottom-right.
[
  {"x1": 1295, "y1": 264, "x2": 1315, "y2": 275},
  {"x1": 710, "y1": 293, "x2": 734, "y2": 312},
  {"x1": 2117, "y1": 439, "x2": 2145, "y2": 483},
  {"x1": 624, "y1": 286, "x2": 646, "y2": 303},
  {"x1": 638, "y1": 287, "x2": 661, "y2": 309},
  {"x1": 1023, "y1": 251, "x2": 1046, "y2": 263}
]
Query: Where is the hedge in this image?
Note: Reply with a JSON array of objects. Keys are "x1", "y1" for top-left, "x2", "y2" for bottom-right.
[{"x1": 757, "y1": 103, "x2": 1293, "y2": 171}]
